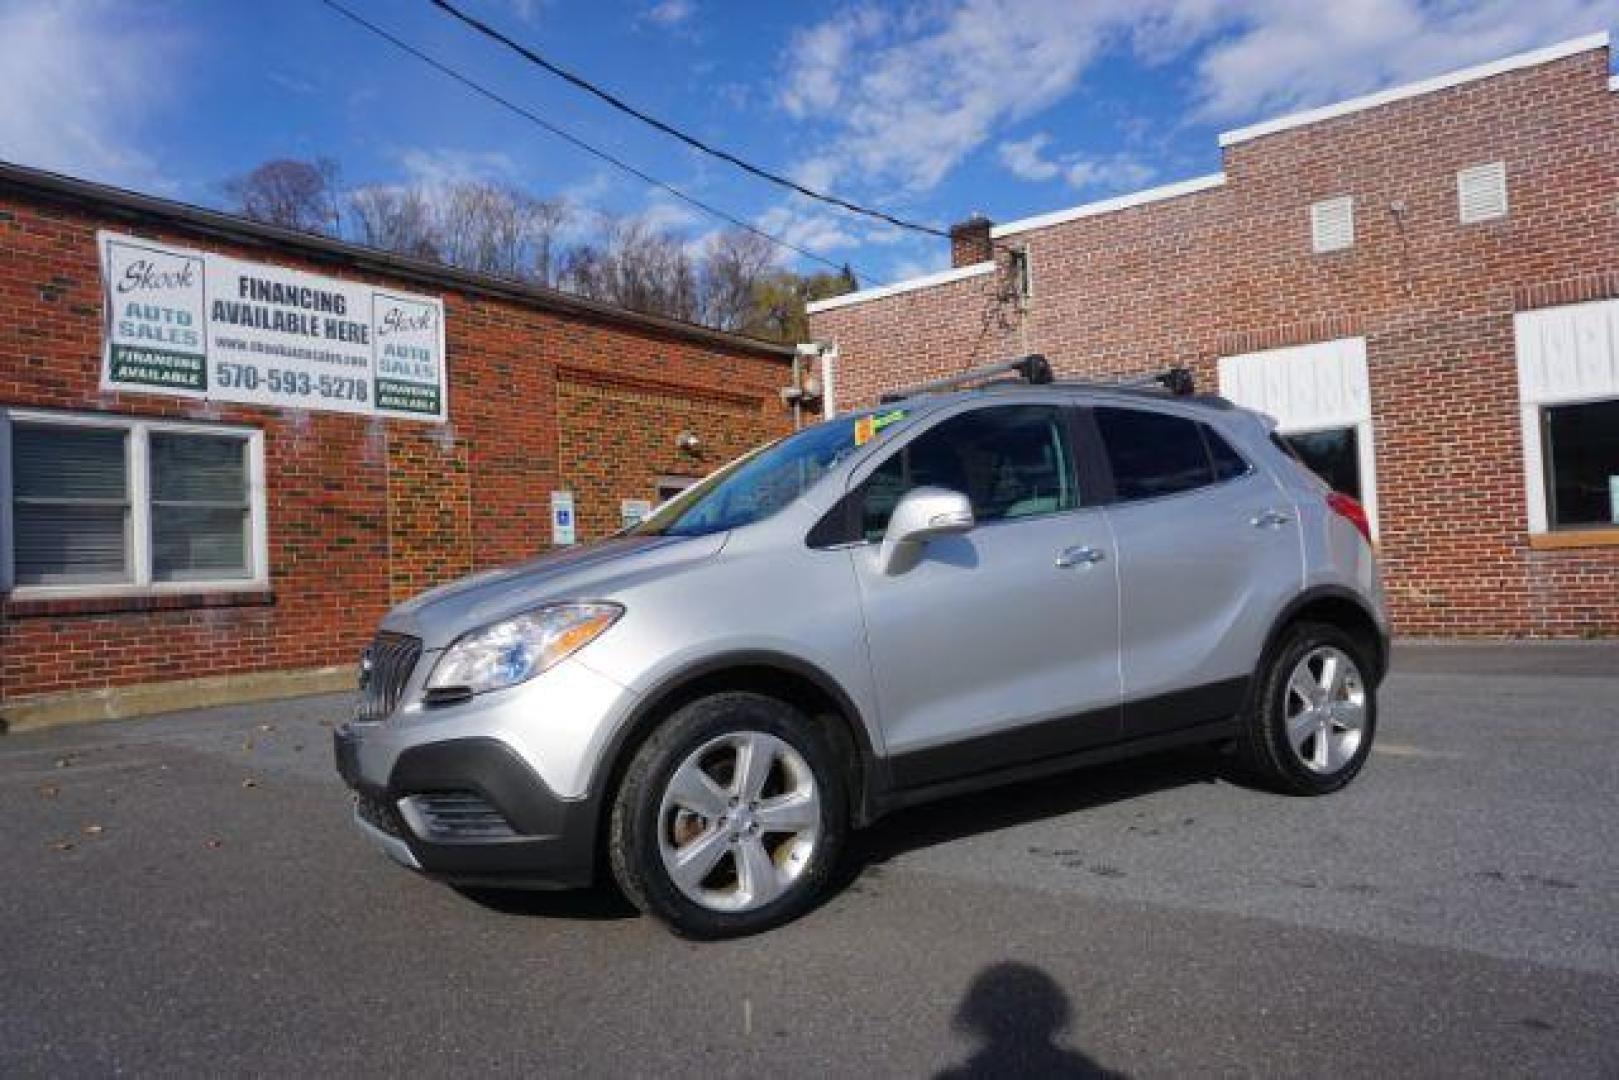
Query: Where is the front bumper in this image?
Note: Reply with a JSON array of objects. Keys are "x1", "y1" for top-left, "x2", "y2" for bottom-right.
[{"x1": 335, "y1": 727, "x2": 599, "y2": 889}]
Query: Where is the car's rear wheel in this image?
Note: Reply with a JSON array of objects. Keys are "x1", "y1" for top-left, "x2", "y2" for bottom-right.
[
  {"x1": 608, "y1": 692, "x2": 846, "y2": 938},
  {"x1": 1239, "y1": 621, "x2": 1377, "y2": 794}
]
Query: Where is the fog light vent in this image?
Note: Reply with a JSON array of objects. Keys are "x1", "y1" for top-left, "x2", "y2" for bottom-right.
[{"x1": 399, "y1": 792, "x2": 518, "y2": 841}]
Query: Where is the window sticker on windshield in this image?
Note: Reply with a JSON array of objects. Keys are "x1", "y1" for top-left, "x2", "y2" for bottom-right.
[{"x1": 854, "y1": 409, "x2": 906, "y2": 446}]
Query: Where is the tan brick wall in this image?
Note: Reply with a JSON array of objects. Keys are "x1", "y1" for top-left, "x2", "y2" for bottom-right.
[{"x1": 811, "y1": 49, "x2": 1619, "y2": 637}]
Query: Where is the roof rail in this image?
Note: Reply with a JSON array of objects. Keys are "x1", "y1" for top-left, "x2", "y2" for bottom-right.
[
  {"x1": 881, "y1": 354, "x2": 1053, "y2": 403},
  {"x1": 1076, "y1": 366, "x2": 1197, "y2": 397}
]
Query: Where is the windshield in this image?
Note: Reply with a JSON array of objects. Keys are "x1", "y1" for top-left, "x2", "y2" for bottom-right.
[{"x1": 632, "y1": 408, "x2": 910, "y2": 538}]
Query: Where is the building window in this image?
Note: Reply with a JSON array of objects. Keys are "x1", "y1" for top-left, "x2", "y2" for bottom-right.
[
  {"x1": 2, "y1": 411, "x2": 266, "y2": 596},
  {"x1": 1282, "y1": 427, "x2": 1363, "y2": 501},
  {"x1": 1514, "y1": 299, "x2": 1619, "y2": 536},
  {"x1": 655, "y1": 475, "x2": 699, "y2": 504},
  {"x1": 1542, "y1": 399, "x2": 1619, "y2": 529},
  {"x1": 1309, "y1": 196, "x2": 1354, "y2": 253},
  {"x1": 1457, "y1": 162, "x2": 1508, "y2": 224},
  {"x1": 1217, "y1": 337, "x2": 1379, "y2": 536}
]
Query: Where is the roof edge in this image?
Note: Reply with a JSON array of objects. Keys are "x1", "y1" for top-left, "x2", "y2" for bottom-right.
[
  {"x1": 990, "y1": 173, "x2": 1227, "y2": 238},
  {"x1": 806, "y1": 261, "x2": 995, "y2": 315},
  {"x1": 1218, "y1": 31, "x2": 1610, "y2": 148},
  {"x1": 0, "y1": 160, "x2": 795, "y2": 360}
]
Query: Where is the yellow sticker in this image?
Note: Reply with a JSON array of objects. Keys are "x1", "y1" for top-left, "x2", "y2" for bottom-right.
[
  {"x1": 853, "y1": 416, "x2": 875, "y2": 445},
  {"x1": 871, "y1": 409, "x2": 907, "y2": 433}
]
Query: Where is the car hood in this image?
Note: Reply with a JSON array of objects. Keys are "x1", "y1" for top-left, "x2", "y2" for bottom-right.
[{"x1": 379, "y1": 532, "x2": 726, "y2": 648}]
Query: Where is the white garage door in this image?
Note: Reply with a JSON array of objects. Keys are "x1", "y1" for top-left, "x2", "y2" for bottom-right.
[
  {"x1": 1515, "y1": 299, "x2": 1619, "y2": 535},
  {"x1": 1217, "y1": 337, "x2": 1379, "y2": 536}
]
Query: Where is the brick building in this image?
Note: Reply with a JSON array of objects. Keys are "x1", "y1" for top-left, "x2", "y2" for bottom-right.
[
  {"x1": 0, "y1": 163, "x2": 801, "y2": 728},
  {"x1": 809, "y1": 34, "x2": 1619, "y2": 638}
]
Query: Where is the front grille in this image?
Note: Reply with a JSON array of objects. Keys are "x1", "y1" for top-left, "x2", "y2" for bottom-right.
[
  {"x1": 355, "y1": 631, "x2": 422, "y2": 721},
  {"x1": 355, "y1": 792, "x2": 406, "y2": 838},
  {"x1": 399, "y1": 792, "x2": 518, "y2": 841}
]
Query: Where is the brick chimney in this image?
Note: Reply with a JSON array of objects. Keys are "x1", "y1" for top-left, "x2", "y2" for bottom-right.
[{"x1": 948, "y1": 213, "x2": 993, "y2": 267}]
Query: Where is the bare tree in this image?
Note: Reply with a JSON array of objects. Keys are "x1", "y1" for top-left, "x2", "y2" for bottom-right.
[
  {"x1": 559, "y1": 215, "x2": 700, "y2": 322},
  {"x1": 433, "y1": 181, "x2": 569, "y2": 284},
  {"x1": 346, "y1": 186, "x2": 439, "y2": 261},
  {"x1": 699, "y1": 228, "x2": 778, "y2": 331},
  {"x1": 225, "y1": 158, "x2": 341, "y2": 236}
]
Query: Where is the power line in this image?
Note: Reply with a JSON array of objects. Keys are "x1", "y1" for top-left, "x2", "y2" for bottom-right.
[
  {"x1": 315, "y1": 0, "x2": 883, "y2": 284},
  {"x1": 428, "y1": 0, "x2": 950, "y2": 241}
]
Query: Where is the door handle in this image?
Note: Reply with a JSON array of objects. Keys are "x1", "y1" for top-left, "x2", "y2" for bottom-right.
[
  {"x1": 1250, "y1": 509, "x2": 1292, "y2": 528},
  {"x1": 1055, "y1": 545, "x2": 1106, "y2": 568}
]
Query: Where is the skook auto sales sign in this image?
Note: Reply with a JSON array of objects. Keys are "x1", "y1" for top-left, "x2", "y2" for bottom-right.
[{"x1": 99, "y1": 231, "x2": 448, "y2": 422}]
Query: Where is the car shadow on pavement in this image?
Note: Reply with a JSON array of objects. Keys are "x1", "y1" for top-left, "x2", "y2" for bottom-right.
[
  {"x1": 843, "y1": 746, "x2": 1229, "y2": 887},
  {"x1": 937, "y1": 961, "x2": 1128, "y2": 1079},
  {"x1": 452, "y1": 884, "x2": 639, "y2": 921}
]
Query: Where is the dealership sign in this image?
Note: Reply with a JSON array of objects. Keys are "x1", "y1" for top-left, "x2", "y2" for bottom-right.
[{"x1": 98, "y1": 231, "x2": 448, "y2": 422}]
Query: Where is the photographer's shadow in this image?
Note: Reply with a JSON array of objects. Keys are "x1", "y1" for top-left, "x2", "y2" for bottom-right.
[{"x1": 938, "y1": 962, "x2": 1127, "y2": 1080}]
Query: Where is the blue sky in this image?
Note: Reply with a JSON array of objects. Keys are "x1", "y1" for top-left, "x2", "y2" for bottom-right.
[{"x1": 2, "y1": 0, "x2": 1614, "y2": 287}]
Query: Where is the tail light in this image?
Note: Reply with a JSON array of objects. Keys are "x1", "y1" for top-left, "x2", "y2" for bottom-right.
[{"x1": 1326, "y1": 492, "x2": 1373, "y2": 544}]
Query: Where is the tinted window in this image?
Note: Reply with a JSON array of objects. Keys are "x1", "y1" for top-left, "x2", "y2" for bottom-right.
[
  {"x1": 1284, "y1": 427, "x2": 1361, "y2": 500},
  {"x1": 855, "y1": 405, "x2": 1077, "y2": 541},
  {"x1": 1203, "y1": 425, "x2": 1251, "y2": 481},
  {"x1": 1544, "y1": 399, "x2": 1619, "y2": 528},
  {"x1": 1095, "y1": 407, "x2": 1214, "y2": 501}
]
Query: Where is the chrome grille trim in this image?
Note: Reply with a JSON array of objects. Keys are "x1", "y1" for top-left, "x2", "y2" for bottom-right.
[{"x1": 355, "y1": 631, "x2": 422, "y2": 721}]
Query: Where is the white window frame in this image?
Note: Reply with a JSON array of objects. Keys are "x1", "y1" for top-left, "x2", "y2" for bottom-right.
[
  {"x1": 1515, "y1": 300, "x2": 1619, "y2": 535},
  {"x1": 0, "y1": 409, "x2": 268, "y2": 600},
  {"x1": 1217, "y1": 337, "x2": 1380, "y2": 538},
  {"x1": 1309, "y1": 196, "x2": 1355, "y2": 254},
  {"x1": 1456, "y1": 161, "x2": 1508, "y2": 224}
]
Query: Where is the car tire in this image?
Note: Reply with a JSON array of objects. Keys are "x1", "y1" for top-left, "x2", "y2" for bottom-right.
[
  {"x1": 607, "y1": 692, "x2": 847, "y2": 938},
  {"x1": 1239, "y1": 621, "x2": 1377, "y2": 795}
]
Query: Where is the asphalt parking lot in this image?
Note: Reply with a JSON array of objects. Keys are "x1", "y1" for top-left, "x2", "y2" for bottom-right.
[{"x1": 1, "y1": 641, "x2": 1615, "y2": 1077}]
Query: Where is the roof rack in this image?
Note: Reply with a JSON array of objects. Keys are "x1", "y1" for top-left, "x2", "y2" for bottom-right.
[
  {"x1": 881, "y1": 355, "x2": 1197, "y2": 403},
  {"x1": 880, "y1": 354, "x2": 1053, "y2": 403}
]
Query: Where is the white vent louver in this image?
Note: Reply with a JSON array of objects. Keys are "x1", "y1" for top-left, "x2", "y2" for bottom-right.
[
  {"x1": 1309, "y1": 196, "x2": 1354, "y2": 253},
  {"x1": 1457, "y1": 162, "x2": 1508, "y2": 223}
]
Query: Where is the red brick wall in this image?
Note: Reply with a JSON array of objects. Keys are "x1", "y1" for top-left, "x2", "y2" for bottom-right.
[
  {"x1": 0, "y1": 192, "x2": 793, "y2": 704},
  {"x1": 811, "y1": 48, "x2": 1619, "y2": 638}
]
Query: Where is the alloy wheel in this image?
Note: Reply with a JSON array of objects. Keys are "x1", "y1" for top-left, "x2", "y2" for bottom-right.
[
  {"x1": 1283, "y1": 646, "x2": 1367, "y2": 774},
  {"x1": 656, "y1": 732, "x2": 822, "y2": 913}
]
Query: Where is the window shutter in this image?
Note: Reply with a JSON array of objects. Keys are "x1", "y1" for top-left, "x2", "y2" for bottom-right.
[
  {"x1": 1309, "y1": 197, "x2": 1354, "y2": 253},
  {"x1": 1457, "y1": 162, "x2": 1507, "y2": 224},
  {"x1": 10, "y1": 425, "x2": 130, "y2": 584}
]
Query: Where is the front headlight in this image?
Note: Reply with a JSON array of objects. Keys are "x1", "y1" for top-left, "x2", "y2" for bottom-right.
[{"x1": 427, "y1": 602, "x2": 623, "y2": 695}]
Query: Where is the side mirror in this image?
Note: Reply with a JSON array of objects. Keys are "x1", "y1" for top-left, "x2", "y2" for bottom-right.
[{"x1": 878, "y1": 486, "x2": 974, "y2": 575}]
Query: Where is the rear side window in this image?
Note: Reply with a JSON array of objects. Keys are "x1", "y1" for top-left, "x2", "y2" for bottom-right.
[{"x1": 1095, "y1": 407, "x2": 1248, "y2": 501}]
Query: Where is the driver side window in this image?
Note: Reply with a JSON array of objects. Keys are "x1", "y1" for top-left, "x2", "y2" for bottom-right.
[{"x1": 856, "y1": 405, "x2": 1078, "y2": 541}]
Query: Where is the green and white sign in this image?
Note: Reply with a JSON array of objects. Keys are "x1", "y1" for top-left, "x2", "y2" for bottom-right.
[{"x1": 99, "y1": 231, "x2": 448, "y2": 422}]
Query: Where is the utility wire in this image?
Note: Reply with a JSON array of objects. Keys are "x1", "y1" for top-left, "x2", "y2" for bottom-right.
[
  {"x1": 428, "y1": 0, "x2": 950, "y2": 240},
  {"x1": 316, "y1": 0, "x2": 885, "y2": 284}
]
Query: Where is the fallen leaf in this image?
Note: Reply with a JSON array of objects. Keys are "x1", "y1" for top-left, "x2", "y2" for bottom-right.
[
  {"x1": 203, "y1": 838, "x2": 222, "y2": 849},
  {"x1": 50, "y1": 839, "x2": 75, "y2": 852},
  {"x1": 81, "y1": 823, "x2": 104, "y2": 836},
  {"x1": 37, "y1": 784, "x2": 59, "y2": 799},
  {"x1": 54, "y1": 756, "x2": 77, "y2": 769},
  {"x1": 293, "y1": 744, "x2": 304, "y2": 753},
  {"x1": 257, "y1": 723, "x2": 277, "y2": 733},
  {"x1": 241, "y1": 778, "x2": 259, "y2": 789},
  {"x1": 240, "y1": 737, "x2": 255, "y2": 752}
]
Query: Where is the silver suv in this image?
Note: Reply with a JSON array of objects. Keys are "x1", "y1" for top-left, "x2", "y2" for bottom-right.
[{"x1": 335, "y1": 358, "x2": 1388, "y2": 938}]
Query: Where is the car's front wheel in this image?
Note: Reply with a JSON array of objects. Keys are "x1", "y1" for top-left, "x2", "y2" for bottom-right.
[
  {"x1": 1239, "y1": 621, "x2": 1377, "y2": 794},
  {"x1": 607, "y1": 692, "x2": 847, "y2": 938}
]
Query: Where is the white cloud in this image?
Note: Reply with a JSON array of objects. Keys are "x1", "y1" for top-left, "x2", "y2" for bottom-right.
[
  {"x1": 1065, "y1": 155, "x2": 1157, "y2": 192},
  {"x1": 1186, "y1": 0, "x2": 1619, "y2": 123},
  {"x1": 0, "y1": 1, "x2": 185, "y2": 189},
  {"x1": 755, "y1": 202, "x2": 863, "y2": 255},
  {"x1": 397, "y1": 148, "x2": 518, "y2": 190},
  {"x1": 997, "y1": 133, "x2": 1061, "y2": 182},
  {"x1": 778, "y1": 0, "x2": 1617, "y2": 206},
  {"x1": 998, "y1": 132, "x2": 1157, "y2": 193},
  {"x1": 644, "y1": 0, "x2": 695, "y2": 27}
]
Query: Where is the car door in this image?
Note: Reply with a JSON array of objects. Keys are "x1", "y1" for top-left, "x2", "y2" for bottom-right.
[
  {"x1": 841, "y1": 401, "x2": 1122, "y2": 789},
  {"x1": 1089, "y1": 404, "x2": 1304, "y2": 736}
]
